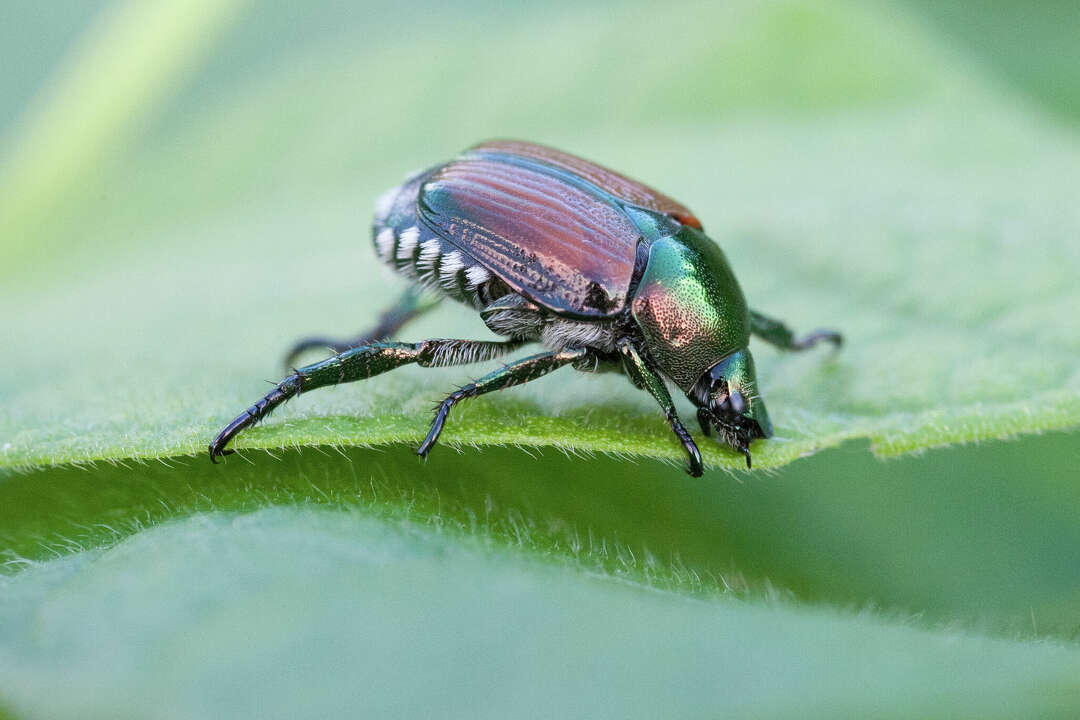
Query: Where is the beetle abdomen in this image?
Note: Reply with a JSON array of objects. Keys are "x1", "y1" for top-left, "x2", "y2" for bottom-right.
[{"x1": 372, "y1": 171, "x2": 498, "y2": 310}]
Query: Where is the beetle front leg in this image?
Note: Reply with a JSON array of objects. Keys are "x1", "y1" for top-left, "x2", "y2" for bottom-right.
[
  {"x1": 750, "y1": 310, "x2": 842, "y2": 351},
  {"x1": 616, "y1": 338, "x2": 703, "y2": 477},
  {"x1": 417, "y1": 348, "x2": 590, "y2": 458},
  {"x1": 284, "y1": 287, "x2": 441, "y2": 366},
  {"x1": 211, "y1": 337, "x2": 521, "y2": 461}
]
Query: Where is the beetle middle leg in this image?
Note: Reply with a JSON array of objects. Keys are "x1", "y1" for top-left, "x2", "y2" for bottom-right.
[
  {"x1": 750, "y1": 310, "x2": 842, "y2": 352},
  {"x1": 210, "y1": 337, "x2": 523, "y2": 461},
  {"x1": 417, "y1": 347, "x2": 591, "y2": 458},
  {"x1": 283, "y1": 287, "x2": 441, "y2": 367}
]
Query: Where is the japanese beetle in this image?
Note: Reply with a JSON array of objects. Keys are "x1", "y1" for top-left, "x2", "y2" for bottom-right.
[{"x1": 210, "y1": 140, "x2": 840, "y2": 475}]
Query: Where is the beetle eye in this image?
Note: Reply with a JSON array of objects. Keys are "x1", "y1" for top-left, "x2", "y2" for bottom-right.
[
  {"x1": 726, "y1": 391, "x2": 746, "y2": 414},
  {"x1": 712, "y1": 389, "x2": 745, "y2": 416},
  {"x1": 708, "y1": 379, "x2": 739, "y2": 413}
]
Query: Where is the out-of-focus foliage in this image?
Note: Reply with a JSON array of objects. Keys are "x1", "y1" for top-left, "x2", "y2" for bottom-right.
[
  {"x1": 2, "y1": 0, "x2": 1078, "y2": 471},
  {"x1": 3, "y1": 506, "x2": 1080, "y2": 719},
  {"x1": 902, "y1": 0, "x2": 1080, "y2": 122}
]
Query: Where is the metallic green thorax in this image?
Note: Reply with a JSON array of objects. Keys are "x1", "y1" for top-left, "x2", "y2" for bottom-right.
[{"x1": 630, "y1": 226, "x2": 751, "y2": 391}]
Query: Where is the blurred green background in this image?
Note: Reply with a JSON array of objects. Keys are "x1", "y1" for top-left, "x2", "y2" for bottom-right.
[{"x1": 2, "y1": 0, "x2": 1079, "y2": 718}]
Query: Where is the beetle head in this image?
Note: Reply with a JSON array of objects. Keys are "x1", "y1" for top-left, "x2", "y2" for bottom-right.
[{"x1": 687, "y1": 349, "x2": 772, "y2": 468}]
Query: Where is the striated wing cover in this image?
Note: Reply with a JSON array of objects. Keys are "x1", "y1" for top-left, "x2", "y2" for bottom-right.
[
  {"x1": 469, "y1": 139, "x2": 702, "y2": 230},
  {"x1": 417, "y1": 156, "x2": 642, "y2": 318}
]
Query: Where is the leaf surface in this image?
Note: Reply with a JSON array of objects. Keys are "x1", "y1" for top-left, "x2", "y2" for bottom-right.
[{"x1": 2, "y1": 0, "x2": 1078, "y2": 471}]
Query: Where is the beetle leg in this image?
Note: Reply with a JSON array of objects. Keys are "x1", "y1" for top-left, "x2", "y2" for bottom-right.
[
  {"x1": 210, "y1": 337, "x2": 523, "y2": 461},
  {"x1": 417, "y1": 348, "x2": 590, "y2": 458},
  {"x1": 696, "y1": 407, "x2": 712, "y2": 437},
  {"x1": 616, "y1": 338, "x2": 704, "y2": 477},
  {"x1": 749, "y1": 310, "x2": 842, "y2": 352},
  {"x1": 283, "y1": 287, "x2": 441, "y2": 367},
  {"x1": 478, "y1": 293, "x2": 544, "y2": 340}
]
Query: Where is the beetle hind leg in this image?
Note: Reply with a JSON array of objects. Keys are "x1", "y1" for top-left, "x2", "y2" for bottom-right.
[
  {"x1": 211, "y1": 337, "x2": 523, "y2": 461},
  {"x1": 283, "y1": 287, "x2": 440, "y2": 367},
  {"x1": 749, "y1": 310, "x2": 842, "y2": 352}
]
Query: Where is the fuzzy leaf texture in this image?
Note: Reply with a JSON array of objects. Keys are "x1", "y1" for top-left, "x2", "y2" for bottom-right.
[{"x1": 1, "y1": 0, "x2": 1078, "y2": 471}]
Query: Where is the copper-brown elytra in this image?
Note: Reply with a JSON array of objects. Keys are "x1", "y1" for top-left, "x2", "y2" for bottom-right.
[{"x1": 210, "y1": 140, "x2": 840, "y2": 475}]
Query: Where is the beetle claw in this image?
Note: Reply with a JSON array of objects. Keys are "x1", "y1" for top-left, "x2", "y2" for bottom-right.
[
  {"x1": 208, "y1": 445, "x2": 235, "y2": 463},
  {"x1": 417, "y1": 432, "x2": 435, "y2": 457},
  {"x1": 684, "y1": 441, "x2": 704, "y2": 477},
  {"x1": 793, "y1": 329, "x2": 844, "y2": 351}
]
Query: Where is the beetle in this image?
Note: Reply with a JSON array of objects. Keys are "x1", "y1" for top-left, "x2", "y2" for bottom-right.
[{"x1": 209, "y1": 140, "x2": 840, "y2": 475}]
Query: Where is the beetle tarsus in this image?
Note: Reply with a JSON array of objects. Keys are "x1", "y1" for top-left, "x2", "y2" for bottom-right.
[
  {"x1": 418, "y1": 401, "x2": 455, "y2": 458},
  {"x1": 208, "y1": 445, "x2": 235, "y2": 463},
  {"x1": 667, "y1": 411, "x2": 703, "y2": 477},
  {"x1": 283, "y1": 287, "x2": 439, "y2": 368},
  {"x1": 208, "y1": 401, "x2": 272, "y2": 462},
  {"x1": 682, "y1": 436, "x2": 704, "y2": 477},
  {"x1": 284, "y1": 337, "x2": 347, "y2": 368},
  {"x1": 750, "y1": 310, "x2": 842, "y2": 354},
  {"x1": 792, "y1": 329, "x2": 843, "y2": 351}
]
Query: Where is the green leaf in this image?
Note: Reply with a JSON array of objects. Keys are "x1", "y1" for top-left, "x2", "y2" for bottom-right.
[
  {"x1": 4, "y1": 433, "x2": 1080, "y2": 637},
  {"x1": 2, "y1": 0, "x2": 1078, "y2": 472},
  {"x1": 3, "y1": 507, "x2": 1080, "y2": 719},
  {"x1": 900, "y1": 0, "x2": 1080, "y2": 122}
]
